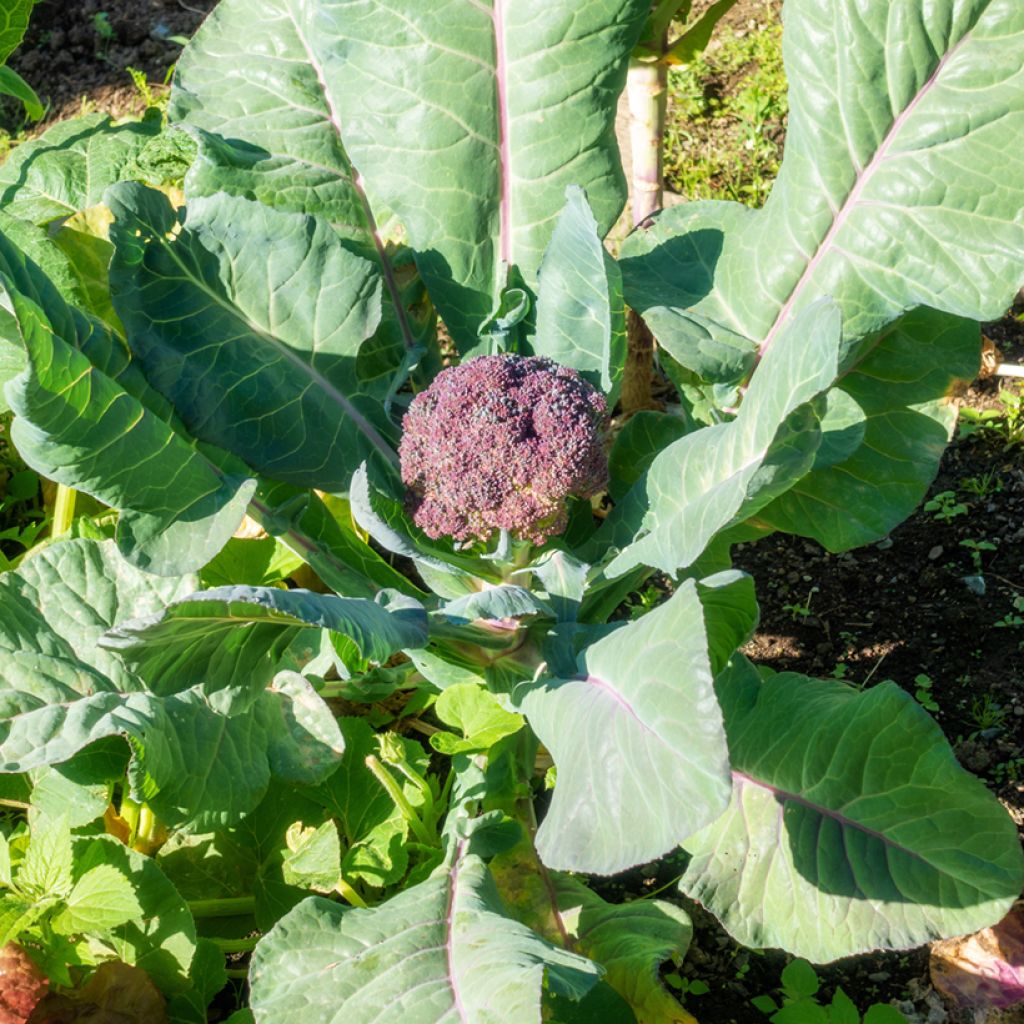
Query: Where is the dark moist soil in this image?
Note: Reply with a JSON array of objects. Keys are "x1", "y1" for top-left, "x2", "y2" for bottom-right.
[
  {"x1": 4, "y1": 1, "x2": 1024, "y2": 1021},
  {"x1": 2, "y1": 0, "x2": 217, "y2": 130}
]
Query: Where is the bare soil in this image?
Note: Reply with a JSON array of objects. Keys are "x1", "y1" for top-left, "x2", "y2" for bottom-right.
[{"x1": 3, "y1": 0, "x2": 216, "y2": 128}]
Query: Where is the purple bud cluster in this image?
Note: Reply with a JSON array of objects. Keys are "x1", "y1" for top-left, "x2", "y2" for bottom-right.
[{"x1": 399, "y1": 354, "x2": 609, "y2": 545}]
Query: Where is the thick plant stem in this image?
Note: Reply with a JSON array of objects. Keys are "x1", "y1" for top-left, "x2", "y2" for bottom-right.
[
  {"x1": 622, "y1": 309, "x2": 661, "y2": 417},
  {"x1": 51, "y1": 484, "x2": 77, "y2": 537},
  {"x1": 626, "y1": 56, "x2": 668, "y2": 227},
  {"x1": 622, "y1": 52, "x2": 668, "y2": 417},
  {"x1": 188, "y1": 897, "x2": 257, "y2": 918},
  {"x1": 336, "y1": 877, "x2": 368, "y2": 909},
  {"x1": 365, "y1": 754, "x2": 436, "y2": 848}
]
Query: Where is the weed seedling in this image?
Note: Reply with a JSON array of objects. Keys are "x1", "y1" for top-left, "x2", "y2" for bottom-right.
[
  {"x1": 783, "y1": 587, "x2": 817, "y2": 623},
  {"x1": 752, "y1": 958, "x2": 908, "y2": 1022},
  {"x1": 913, "y1": 674, "x2": 939, "y2": 713},
  {"x1": 959, "y1": 389, "x2": 1024, "y2": 450},
  {"x1": 995, "y1": 595, "x2": 1024, "y2": 629},
  {"x1": 92, "y1": 11, "x2": 116, "y2": 60},
  {"x1": 960, "y1": 469, "x2": 1004, "y2": 498},
  {"x1": 960, "y1": 537, "x2": 997, "y2": 574},
  {"x1": 924, "y1": 490, "x2": 968, "y2": 521}
]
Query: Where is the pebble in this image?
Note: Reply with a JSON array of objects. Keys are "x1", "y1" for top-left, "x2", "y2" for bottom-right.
[
  {"x1": 928, "y1": 545, "x2": 944, "y2": 560},
  {"x1": 868, "y1": 971, "x2": 890, "y2": 982}
]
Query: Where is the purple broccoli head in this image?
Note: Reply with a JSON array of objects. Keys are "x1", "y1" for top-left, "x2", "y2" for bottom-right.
[{"x1": 399, "y1": 354, "x2": 609, "y2": 545}]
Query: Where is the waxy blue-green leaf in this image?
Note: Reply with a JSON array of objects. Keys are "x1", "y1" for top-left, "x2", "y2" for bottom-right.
[
  {"x1": 0, "y1": 540, "x2": 343, "y2": 831},
  {"x1": 514, "y1": 579, "x2": 729, "y2": 874},
  {"x1": 249, "y1": 841, "x2": 600, "y2": 1024},
  {"x1": 108, "y1": 184, "x2": 398, "y2": 491},
  {"x1": 608, "y1": 410, "x2": 690, "y2": 502},
  {"x1": 531, "y1": 187, "x2": 626, "y2": 392},
  {"x1": 621, "y1": 0, "x2": 1024, "y2": 548},
  {"x1": 442, "y1": 585, "x2": 552, "y2": 625},
  {"x1": 309, "y1": 0, "x2": 649, "y2": 349},
  {"x1": 102, "y1": 585, "x2": 428, "y2": 715},
  {"x1": 604, "y1": 299, "x2": 841, "y2": 578},
  {"x1": 253, "y1": 480, "x2": 423, "y2": 599},
  {"x1": 4, "y1": 285, "x2": 256, "y2": 575},
  {"x1": 697, "y1": 570, "x2": 759, "y2": 676},
  {"x1": 625, "y1": 0, "x2": 1024, "y2": 363},
  {"x1": 0, "y1": 113, "x2": 161, "y2": 226},
  {"x1": 754, "y1": 309, "x2": 980, "y2": 549},
  {"x1": 0, "y1": 537, "x2": 197, "y2": 695},
  {"x1": 170, "y1": 0, "x2": 424, "y2": 371},
  {"x1": 680, "y1": 658, "x2": 1024, "y2": 961},
  {"x1": 170, "y1": 0, "x2": 369, "y2": 233},
  {"x1": 550, "y1": 875, "x2": 691, "y2": 1024}
]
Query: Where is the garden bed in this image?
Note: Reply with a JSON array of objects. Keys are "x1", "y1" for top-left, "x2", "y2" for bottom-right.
[{"x1": 0, "y1": 1, "x2": 1021, "y2": 1022}]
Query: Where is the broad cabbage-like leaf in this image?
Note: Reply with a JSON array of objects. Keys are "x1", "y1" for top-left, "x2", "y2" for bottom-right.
[
  {"x1": 0, "y1": 113, "x2": 161, "y2": 226},
  {"x1": 679, "y1": 657, "x2": 1024, "y2": 961},
  {"x1": 249, "y1": 839, "x2": 600, "y2": 1023},
  {"x1": 107, "y1": 183, "x2": 397, "y2": 491},
  {"x1": 753, "y1": 309, "x2": 981, "y2": 549},
  {"x1": 492, "y1": 844, "x2": 693, "y2": 1024},
  {"x1": 0, "y1": 540, "x2": 344, "y2": 831},
  {"x1": 103, "y1": 586, "x2": 428, "y2": 714},
  {"x1": 3, "y1": 282, "x2": 256, "y2": 575},
  {"x1": 313, "y1": 0, "x2": 648, "y2": 347},
  {"x1": 514, "y1": 579, "x2": 729, "y2": 874},
  {"x1": 625, "y1": 0, "x2": 1024, "y2": 361},
  {"x1": 602, "y1": 298, "x2": 841, "y2": 578},
  {"x1": 530, "y1": 187, "x2": 626, "y2": 392},
  {"x1": 621, "y1": 0, "x2": 1024, "y2": 548}
]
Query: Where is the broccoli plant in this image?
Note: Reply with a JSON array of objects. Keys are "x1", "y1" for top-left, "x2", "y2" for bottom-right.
[
  {"x1": 399, "y1": 354, "x2": 608, "y2": 544},
  {"x1": 0, "y1": 0, "x2": 1020, "y2": 1021}
]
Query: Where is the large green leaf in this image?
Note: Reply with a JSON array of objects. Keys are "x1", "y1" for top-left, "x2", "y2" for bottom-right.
[
  {"x1": 4, "y1": 283, "x2": 256, "y2": 575},
  {"x1": 602, "y1": 299, "x2": 840, "y2": 578},
  {"x1": 170, "y1": 0, "x2": 369, "y2": 233},
  {"x1": 0, "y1": 537, "x2": 197, "y2": 694},
  {"x1": 625, "y1": 0, "x2": 1024, "y2": 361},
  {"x1": 107, "y1": 183, "x2": 399, "y2": 490},
  {"x1": 103, "y1": 586, "x2": 428, "y2": 714},
  {"x1": 514, "y1": 579, "x2": 729, "y2": 874},
  {"x1": 530, "y1": 187, "x2": 626, "y2": 392},
  {"x1": 0, "y1": 540, "x2": 343, "y2": 830},
  {"x1": 680, "y1": 658, "x2": 1024, "y2": 961},
  {"x1": 308, "y1": 0, "x2": 648, "y2": 349},
  {"x1": 621, "y1": 0, "x2": 1024, "y2": 547},
  {"x1": 75, "y1": 837, "x2": 197, "y2": 991},
  {"x1": 249, "y1": 841, "x2": 600, "y2": 1024},
  {"x1": 0, "y1": 113, "x2": 161, "y2": 226},
  {"x1": 753, "y1": 309, "x2": 980, "y2": 548},
  {"x1": 169, "y1": 0, "x2": 424, "y2": 371}
]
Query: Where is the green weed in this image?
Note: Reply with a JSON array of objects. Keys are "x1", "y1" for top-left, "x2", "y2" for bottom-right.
[{"x1": 665, "y1": 9, "x2": 786, "y2": 206}]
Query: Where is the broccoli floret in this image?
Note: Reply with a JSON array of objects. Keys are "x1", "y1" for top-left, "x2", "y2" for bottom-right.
[{"x1": 399, "y1": 354, "x2": 609, "y2": 545}]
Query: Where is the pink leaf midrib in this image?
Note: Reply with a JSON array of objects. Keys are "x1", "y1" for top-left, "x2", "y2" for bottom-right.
[{"x1": 491, "y1": 0, "x2": 512, "y2": 272}]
